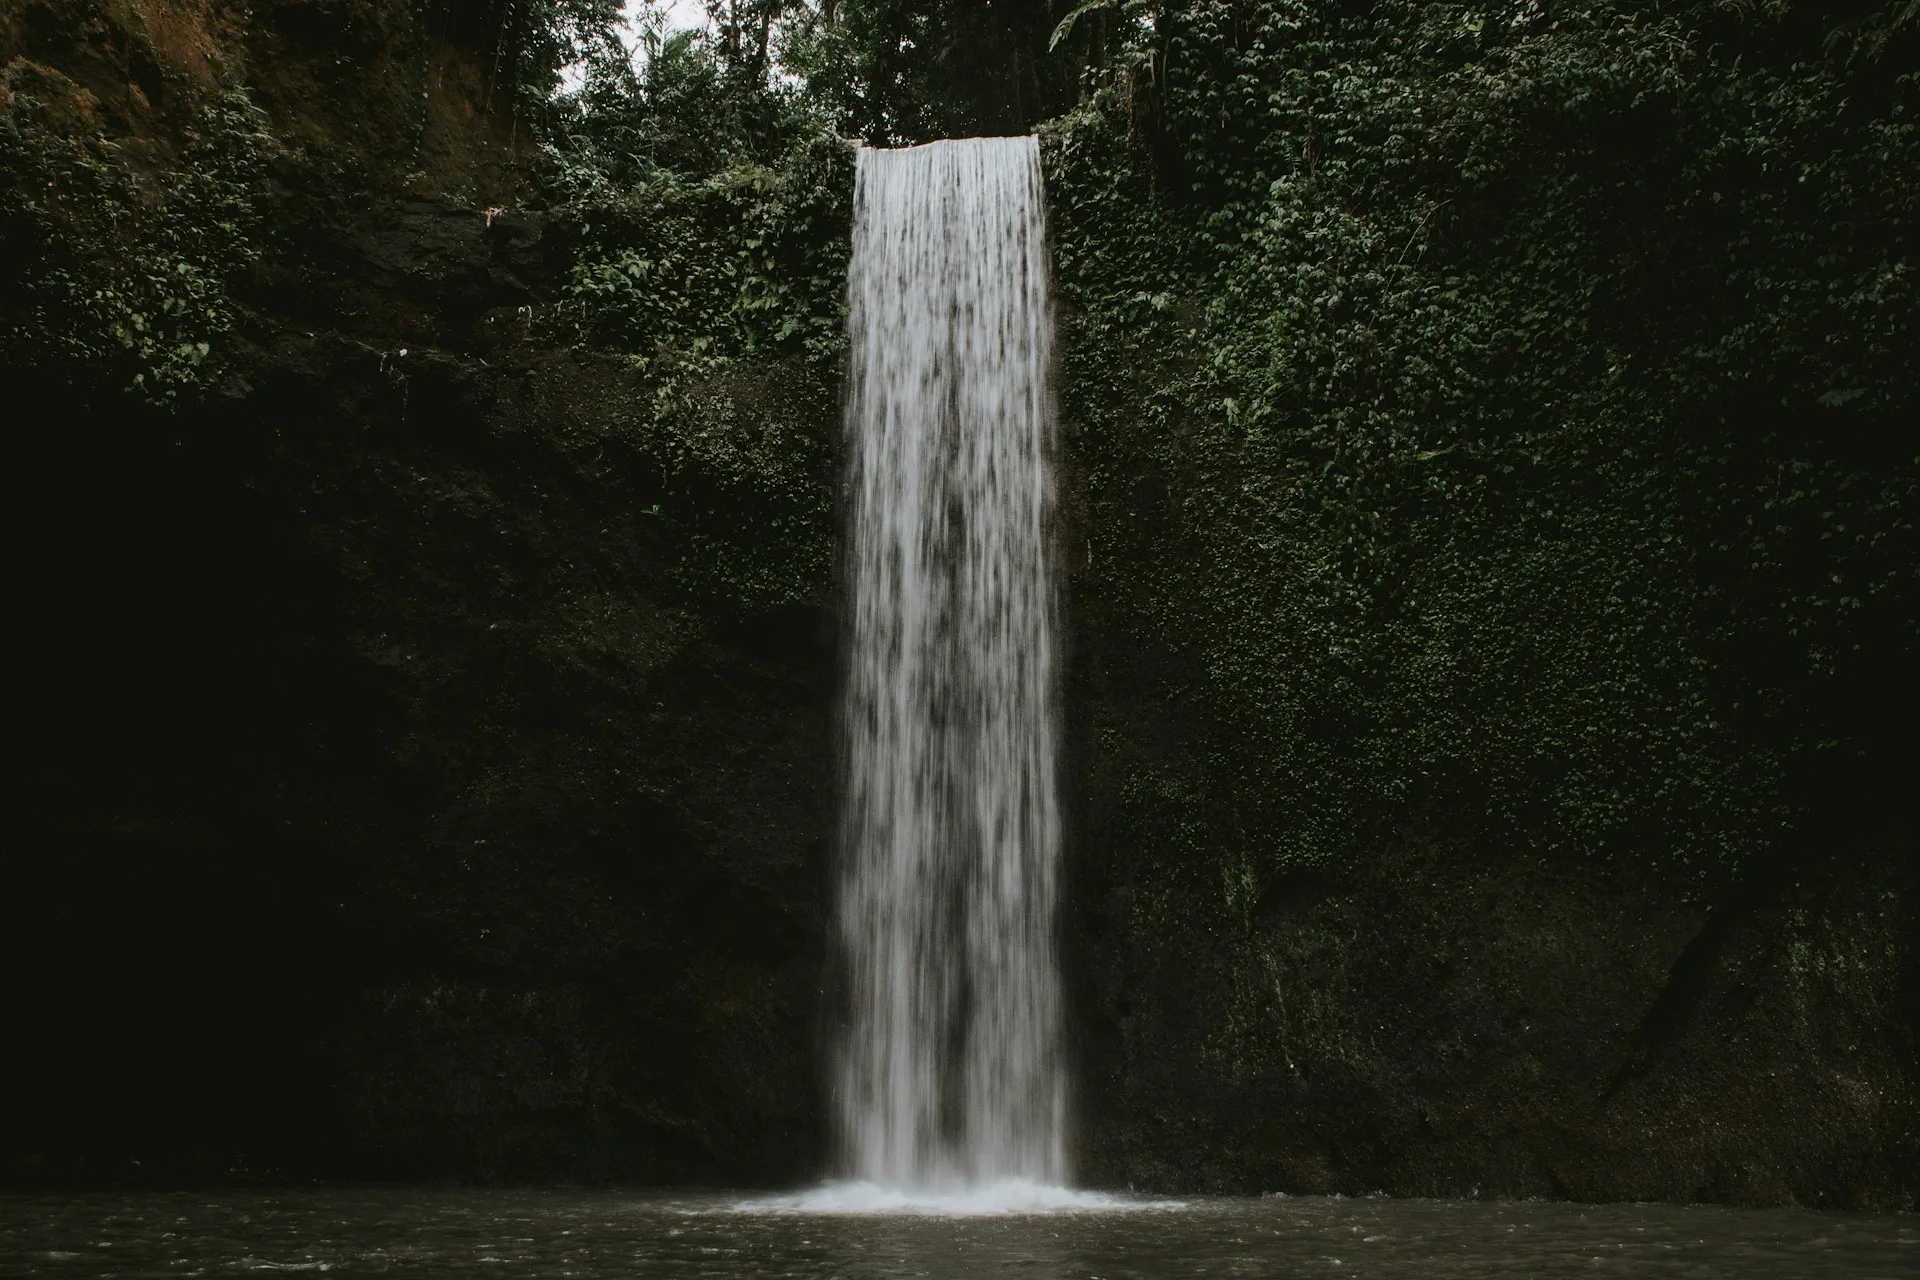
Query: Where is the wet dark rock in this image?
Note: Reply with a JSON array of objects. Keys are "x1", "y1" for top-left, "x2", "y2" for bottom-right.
[
  {"x1": 1062, "y1": 632, "x2": 1918, "y2": 1207},
  {"x1": 7, "y1": 0, "x2": 829, "y2": 1188}
]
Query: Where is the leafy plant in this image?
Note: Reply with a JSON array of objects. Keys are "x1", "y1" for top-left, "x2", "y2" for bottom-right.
[
  {"x1": 0, "y1": 86, "x2": 272, "y2": 405},
  {"x1": 1046, "y1": 0, "x2": 1916, "y2": 902}
]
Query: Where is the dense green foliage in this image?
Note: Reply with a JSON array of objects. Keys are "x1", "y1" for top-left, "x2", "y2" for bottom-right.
[
  {"x1": 545, "y1": 8, "x2": 831, "y2": 184},
  {"x1": 545, "y1": 15, "x2": 856, "y2": 610},
  {"x1": 540, "y1": 0, "x2": 1916, "y2": 874},
  {"x1": 783, "y1": 0, "x2": 1072, "y2": 142},
  {"x1": 0, "y1": 85, "x2": 270, "y2": 403},
  {"x1": 1044, "y1": 0, "x2": 1916, "y2": 923},
  {"x1": 557, "y1": 132, "x2": 855, "y2": 609}
]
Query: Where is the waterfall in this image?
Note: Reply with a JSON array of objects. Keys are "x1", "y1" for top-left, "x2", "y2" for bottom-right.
[{"x1": 835, "y1": 135, "x2": 1066, "y2": 1192}]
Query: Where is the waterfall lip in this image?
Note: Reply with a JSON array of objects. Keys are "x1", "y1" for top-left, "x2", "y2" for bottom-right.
[
  {"x1": 854, "y1": 134, "x2": 1044, "y2": 152},
  {"x1": 728, "y1": 1179, "x2": 1184, "y2": 1217}
]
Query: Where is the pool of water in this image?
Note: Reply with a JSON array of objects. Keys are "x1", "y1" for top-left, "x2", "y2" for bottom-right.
[{"x1": 2, "y1": 1186, "x2": 1911, "y2": 1277}]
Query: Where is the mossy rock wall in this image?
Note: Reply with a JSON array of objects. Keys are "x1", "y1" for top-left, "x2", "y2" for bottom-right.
[
  {"x1": 5, "y1": 0, "x2": 1915, "y2": 1207},
  {"x1": 1044, "y1": 0, "x2": 1917, "y2": 1208},
  {"x1": 8, "y1": 0, "x2": 840, "y2": 1184}
]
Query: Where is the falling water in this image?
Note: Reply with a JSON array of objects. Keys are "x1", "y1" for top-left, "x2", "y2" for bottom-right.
[{"x1": 835, "y1": 136, "x2": 1065, "y2": 1193}]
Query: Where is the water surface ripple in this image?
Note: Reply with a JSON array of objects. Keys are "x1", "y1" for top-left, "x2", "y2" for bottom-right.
[{"x1": 3, "y1": 1188, "x2": 1911, "y2": 1277}]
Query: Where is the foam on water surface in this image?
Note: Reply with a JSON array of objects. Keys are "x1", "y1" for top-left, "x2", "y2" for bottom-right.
[{"x1": 732, "y1": 1179, "x2": 1180, "y2": 1217}]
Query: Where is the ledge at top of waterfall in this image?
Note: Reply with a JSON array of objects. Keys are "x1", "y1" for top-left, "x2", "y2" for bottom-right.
[
  {"x1": 834, "y1": 133, "x2": 1069, "y2": 1195},
  {"x1": 731, "y1": 1180, "x2": 1183, "y2": 1217}
]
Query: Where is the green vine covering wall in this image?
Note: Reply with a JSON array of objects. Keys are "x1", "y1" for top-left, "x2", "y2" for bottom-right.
[
  {"x1": 1040, "y1": 0, "x2": 1914, "y2": 1074},
  {"x1": 1048, "y1": 0, "x2": 1914, "y2": 867}
]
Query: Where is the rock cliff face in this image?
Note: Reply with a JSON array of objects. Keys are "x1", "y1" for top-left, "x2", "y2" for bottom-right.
[
  {"x1": 9, "y1": 0, "x2": 832, "y2": 1184},
  {"x1": 1064, "y1": 715, "x2": 1918, "y2": 1205},
  {"x1": 1056, "y1": 387, "x2": 1917, "y2": 1207},
  {"x1": 4, "y1": 0, "x2": 1914, "y2": 1209}
]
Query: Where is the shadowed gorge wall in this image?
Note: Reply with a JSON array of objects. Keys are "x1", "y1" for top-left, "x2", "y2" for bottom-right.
[
  {"x1": 4, "y1": 0, "x2": 1915, "y2": 1207},
  {"x1": 7, "y1": 0, "x2": 845, "y2": 1183}
]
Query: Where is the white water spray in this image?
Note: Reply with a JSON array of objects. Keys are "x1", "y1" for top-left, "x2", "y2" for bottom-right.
[{"x1": 833, "y1": 135, "x2": 1065, "y2": 1194}]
